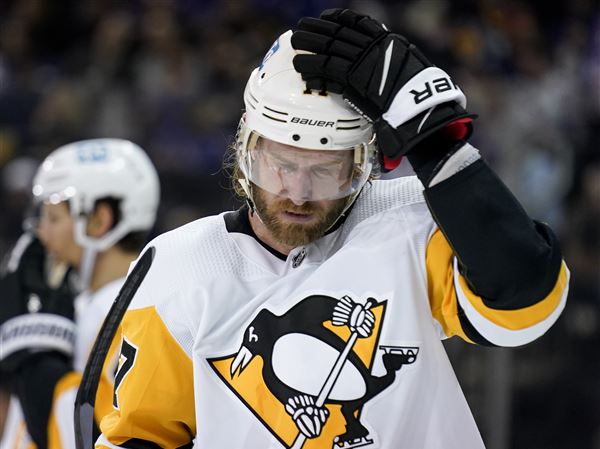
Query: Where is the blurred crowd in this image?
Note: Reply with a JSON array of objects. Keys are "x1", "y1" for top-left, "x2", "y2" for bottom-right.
[{"x1": 0, "y1": 0, "x2": 598, "y2": 448}]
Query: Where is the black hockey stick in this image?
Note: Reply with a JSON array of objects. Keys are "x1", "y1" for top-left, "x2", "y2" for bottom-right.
[{"x1": 74, "y1": 246, "x2": 155, "y2": 449}]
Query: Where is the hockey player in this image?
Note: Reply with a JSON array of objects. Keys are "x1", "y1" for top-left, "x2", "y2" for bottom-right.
[
  {"x1": 95, "y1": 10, "x2": 568, "y2": 449},
  {"x1": 0, "y1": 139, "x2": 160, "y2": 449}
]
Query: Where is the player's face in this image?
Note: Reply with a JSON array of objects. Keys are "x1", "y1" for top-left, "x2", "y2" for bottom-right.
[
  {"x1": 249, "y1": 140, "x2": 353, "y2": 248},
  {"x1": 38, "y1": 202, "x2": 82, "y2": 267},
  {"x1": 248, "y1": 138, "x2": 355, "y2": 203}
]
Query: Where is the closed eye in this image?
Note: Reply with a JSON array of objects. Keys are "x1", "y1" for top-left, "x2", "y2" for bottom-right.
[{"x1": 311, "y1": 166, "x2": 333, "y2": 178}]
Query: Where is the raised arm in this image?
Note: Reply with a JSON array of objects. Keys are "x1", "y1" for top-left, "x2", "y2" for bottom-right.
[{"x1": 290, "y1": 8, "x2": 567, "y2": 346}]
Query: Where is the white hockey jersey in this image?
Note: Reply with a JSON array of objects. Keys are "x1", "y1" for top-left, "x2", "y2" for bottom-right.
[{"x1": 97, "y1": 176, "x2": 568, "y2": 449}]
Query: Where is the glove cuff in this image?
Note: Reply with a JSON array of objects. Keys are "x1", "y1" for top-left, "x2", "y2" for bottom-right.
[
  {"x1": 376, "y1": 102, "x2": 475, "y2": 172},
  {"x1": 381, "y1": 66, "x2": 466, "y2": 128},
  {"x1": 427, "y1": 142, "x2": 481, "y2": 187},
  {"x1": 0, "y1": 313, "x2": 76, "y2": 362}
]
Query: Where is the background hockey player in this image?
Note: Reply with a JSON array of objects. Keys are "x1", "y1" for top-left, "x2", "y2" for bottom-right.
[
  {"x1": 0, "y1": 139, "x2": 160, "y2": 449},
  {"x1": 93, "y1": 9, "x2": 568, "y2": 449}
]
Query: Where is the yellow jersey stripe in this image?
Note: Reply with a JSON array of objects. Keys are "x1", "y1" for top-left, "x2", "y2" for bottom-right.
[
  {"x1": 455, "y1": 257, "x2": 569, "y2": 347},
  {"x1": 48, "y1": 372, "x2": 81, "y2": 449},
  {"x1": 426, "y1": 229, "x2": 474, "y2": 343},
  {"x1": 456, "y1": 261, "x2": 568, "y2": 330}
]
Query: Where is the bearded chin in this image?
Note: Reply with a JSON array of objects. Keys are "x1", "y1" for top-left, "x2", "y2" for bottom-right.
[{"x1": 252, "y1": 186, "x2": 348, "y2": 248}]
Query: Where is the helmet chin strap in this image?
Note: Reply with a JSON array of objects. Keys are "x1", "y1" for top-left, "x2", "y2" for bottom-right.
[
  {"x1": 322, "y1": 183, "x2": 365, "y2": 234},
  {"x1": 77, "y1": 245, "x2": 98, "y2": 292},
  {"x1": 239, "y1": 178, "x2": 268, "y2": 228},
  {"x1": 73, "y1": 214, "x2": 126, "y2": 291}
]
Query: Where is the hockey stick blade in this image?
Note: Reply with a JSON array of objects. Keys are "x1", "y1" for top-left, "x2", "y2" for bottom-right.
[{"x1": 74, "y1": 246, "x2": 155, "y2": 449}]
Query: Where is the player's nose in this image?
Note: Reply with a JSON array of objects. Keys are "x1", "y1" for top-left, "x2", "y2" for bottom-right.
[{"x1": 284, "y1": 170, "x2": 312, "y2": 205}]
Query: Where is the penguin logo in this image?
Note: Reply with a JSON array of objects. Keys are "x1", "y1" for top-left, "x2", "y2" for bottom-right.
[{"x1": 208, "y1": 294, "x2": 419, "y2": 449}]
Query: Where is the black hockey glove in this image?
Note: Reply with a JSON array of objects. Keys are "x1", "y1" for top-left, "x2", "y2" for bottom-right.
[
  {"x1": 0, "y1": 233, "x2": 76, "y2": 374},
  {"x1": 291, "y1": 8, "x2": 475, "y2": 171}
]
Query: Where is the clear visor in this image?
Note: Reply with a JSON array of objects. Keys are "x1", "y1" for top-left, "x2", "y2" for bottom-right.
[{"x1": 243, "y1": 133, "x2": 374, "y2": 202}]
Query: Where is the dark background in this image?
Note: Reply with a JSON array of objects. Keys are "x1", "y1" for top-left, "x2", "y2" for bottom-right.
[{"x1": 0, "y1": 1, "x2": 598, "y2": 448}]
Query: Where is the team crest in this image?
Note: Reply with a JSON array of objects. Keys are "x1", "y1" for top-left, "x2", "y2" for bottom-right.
[
  {"x1": 208, "y1": 294, "x2": 418, "y2": 449},
  {"x1": 259, "y1": 36, "x2": 280, "y2": 70}
]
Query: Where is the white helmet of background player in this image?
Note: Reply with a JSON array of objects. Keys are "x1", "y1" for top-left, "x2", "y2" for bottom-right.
[
  {"x1": 32, "y1": 139, "x2": 160, "y2": 287},
  {"x1": 236, "y1": 30, "x2": 375, "y2": 205},
  {"x1": 33, "y1": 138, "x2": 160, "y2": 250}
]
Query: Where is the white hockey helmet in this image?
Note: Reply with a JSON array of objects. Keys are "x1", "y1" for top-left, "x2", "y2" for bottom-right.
[
  {"x1": 237, "y1": 30, "x2": 375, "y2": 202},
  {"x1": 32, "y1": 138, "x2": 160, "y2": 252}
]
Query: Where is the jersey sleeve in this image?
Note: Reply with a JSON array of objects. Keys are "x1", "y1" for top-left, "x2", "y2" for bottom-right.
[
  {"x1": 426, "y1": 229, "x2": 569, "y2": 346},
  {"x1": 96, "y1": 306, "x2": 195, "y2": 449}
]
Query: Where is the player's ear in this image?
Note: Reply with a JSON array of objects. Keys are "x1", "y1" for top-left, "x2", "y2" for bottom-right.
[{"x1": 87, "y1": 202, "x2": 114, "y2": 238}]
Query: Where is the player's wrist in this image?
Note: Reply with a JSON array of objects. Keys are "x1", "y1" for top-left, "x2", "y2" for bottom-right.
[{"x1": 407, "y1": 140, "x2": 481, "y2": 187}]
